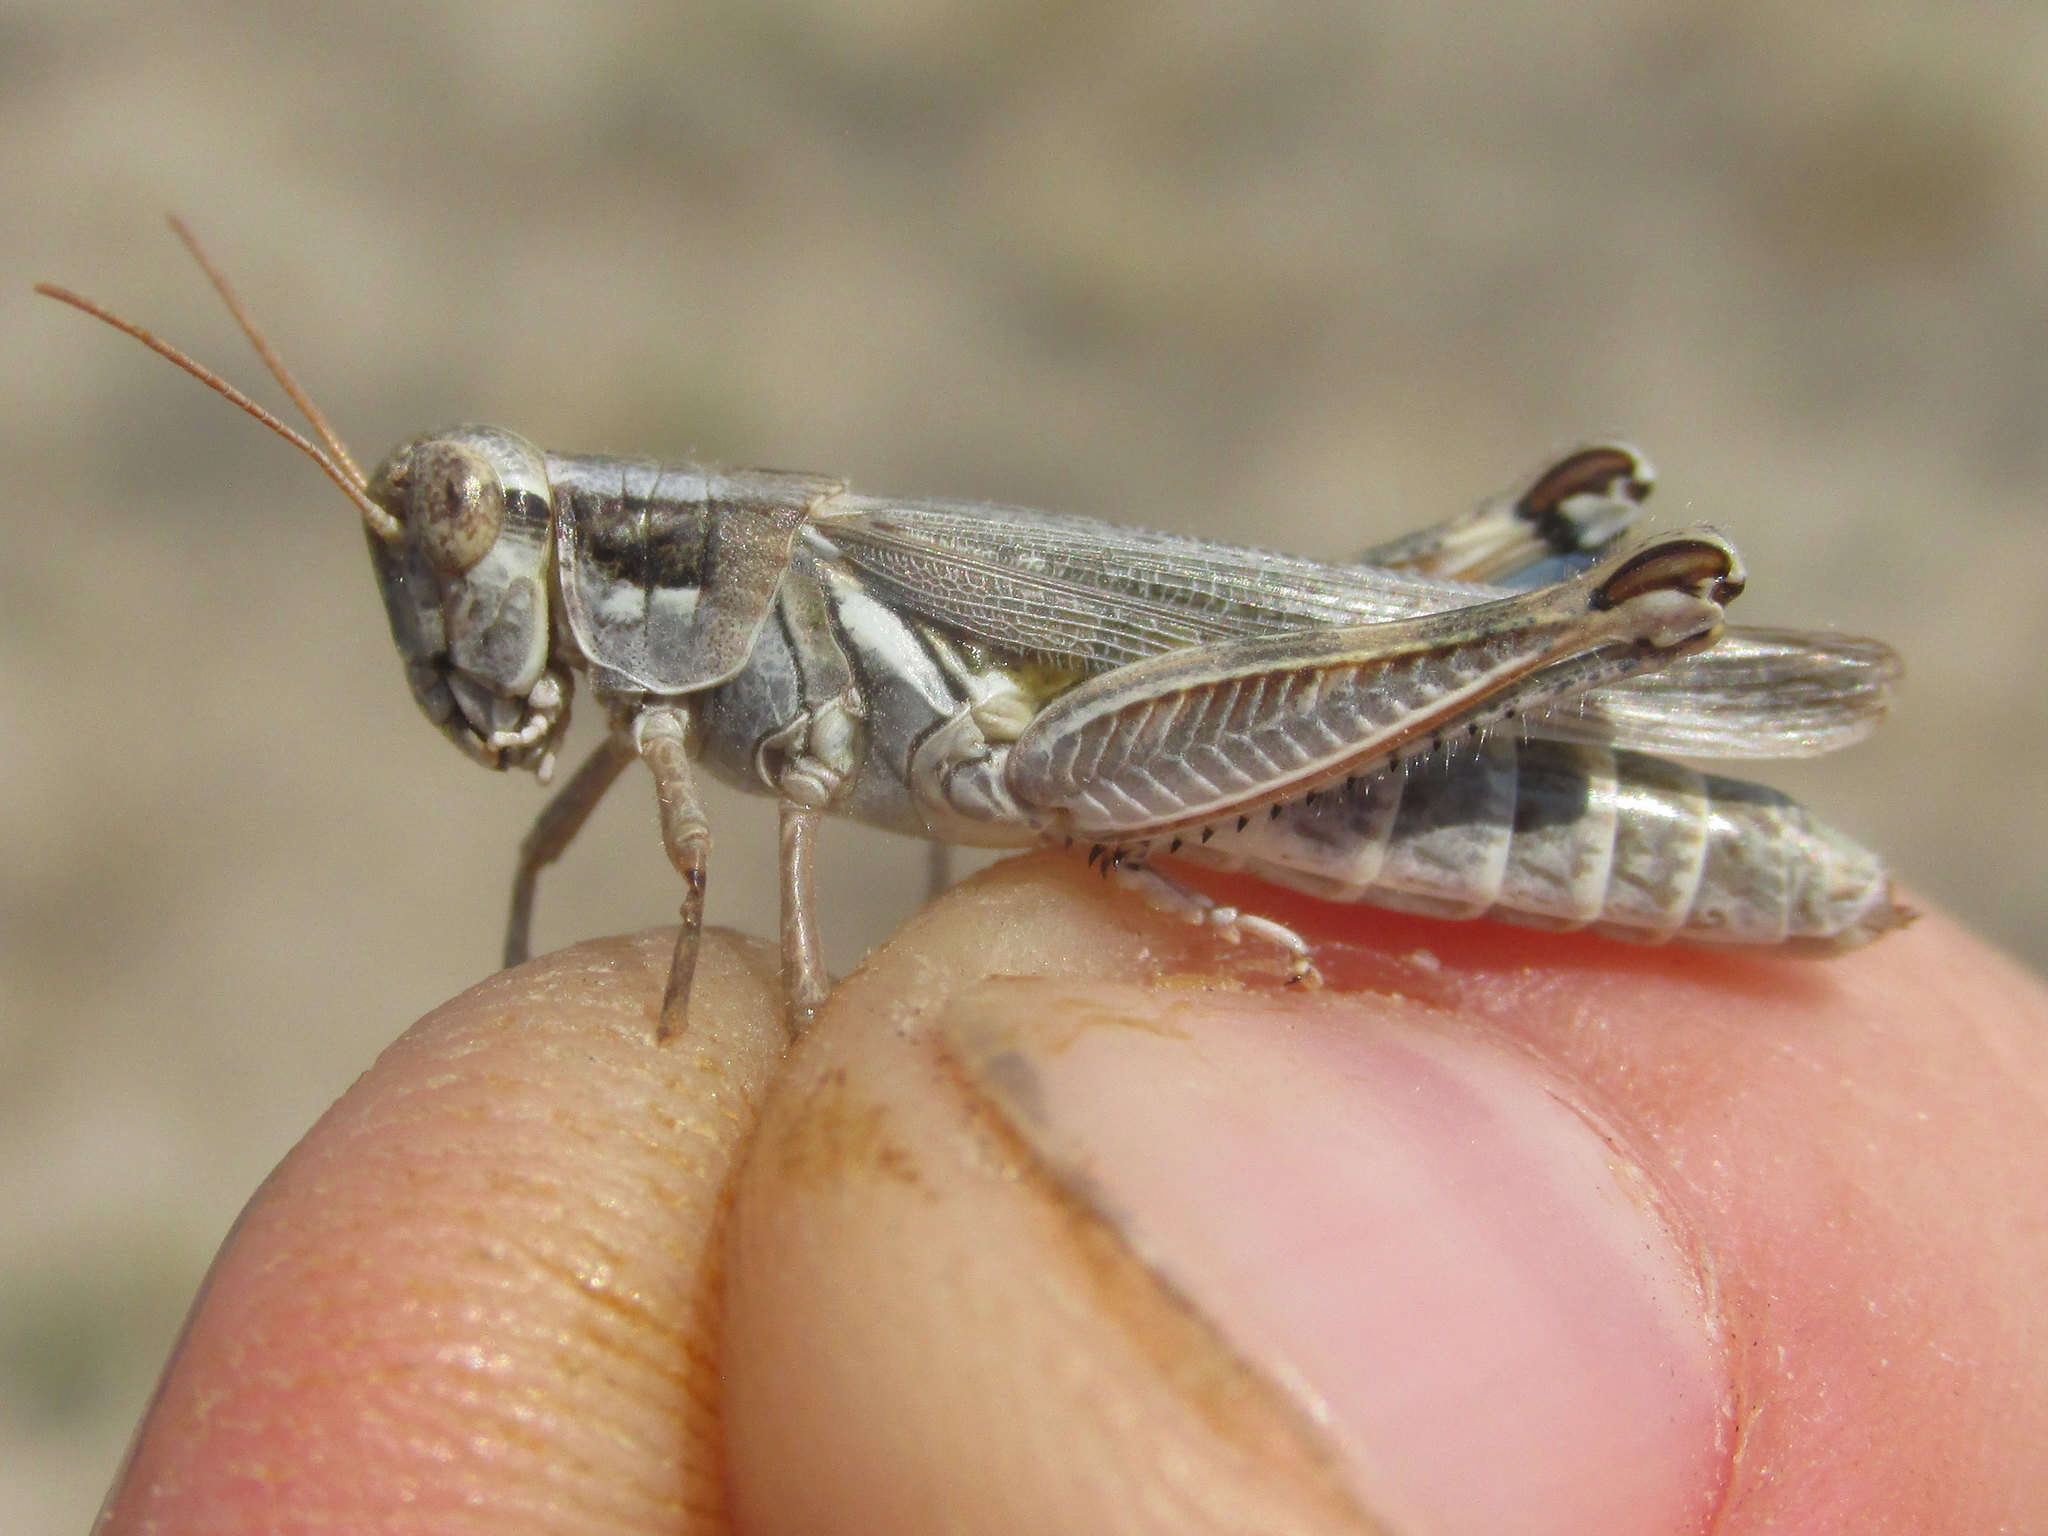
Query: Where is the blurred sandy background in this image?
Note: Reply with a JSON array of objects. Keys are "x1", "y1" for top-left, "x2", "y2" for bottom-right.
[{"x1": 3, "y1": 1, "x2": 2045, "y2": 1527}]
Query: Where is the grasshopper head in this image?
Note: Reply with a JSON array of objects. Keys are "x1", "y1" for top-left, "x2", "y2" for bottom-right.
[
  {"x1": 38, "y1": 222, "x2": 578, "y2": 777},
  {"x1": 365, "y1": 426, "x2": 570, "y2": 777}
]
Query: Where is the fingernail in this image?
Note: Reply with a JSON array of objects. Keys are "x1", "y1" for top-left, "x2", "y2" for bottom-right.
[{"x1": 944, "y1": 979, "x2": 1730, "y2": 1536}]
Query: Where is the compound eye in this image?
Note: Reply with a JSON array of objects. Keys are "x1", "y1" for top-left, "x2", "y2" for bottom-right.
[{"x1": 412, "y1": 441, "x2": 504, "y2": 574}]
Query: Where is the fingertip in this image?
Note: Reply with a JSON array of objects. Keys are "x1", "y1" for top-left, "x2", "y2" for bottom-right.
[
  {"x1": 723, "y1": 863, "x2": 1383, "y2": 1533},
  {"x1": 101, "y1": 930, "x2": 786, "y2": 1536}
]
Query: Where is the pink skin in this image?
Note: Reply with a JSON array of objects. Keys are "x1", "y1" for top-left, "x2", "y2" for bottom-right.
[{"x1": 98, "y1": 855, "x2": 2048, "y2": 1534}]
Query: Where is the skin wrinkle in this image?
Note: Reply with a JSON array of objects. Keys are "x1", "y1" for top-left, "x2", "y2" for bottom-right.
[
  {"x1": 774, "y1": 1065, "x2": 931, "y2": 1193},
  {"x1": 923, "y1": 1013, "x2": 1386, "y2": 1535},
  {"x1": 355, "y1": 1291, "x2": 681, "y2": 1488}
]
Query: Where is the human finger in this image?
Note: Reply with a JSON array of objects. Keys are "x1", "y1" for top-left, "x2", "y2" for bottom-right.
[
  {"x1": 98, "y1": 930, "x2": 787, "y2": 1536},
  {"x1": 722, "y1": 855, "x2": 2048, "y2": 1534}
]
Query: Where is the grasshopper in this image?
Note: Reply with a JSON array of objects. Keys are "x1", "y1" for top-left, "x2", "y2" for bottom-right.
[{"x1": 40, "y1": 223, "x2": 1905, "y2": 1035}]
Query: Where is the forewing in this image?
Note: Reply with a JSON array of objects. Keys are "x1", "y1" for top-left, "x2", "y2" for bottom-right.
[
  {"x1": 813, "y1": 497, "x2": 1487, "y2": 668},
  {"x1": 813, "y1": 499, "x2": 1898, "y2": 760}
]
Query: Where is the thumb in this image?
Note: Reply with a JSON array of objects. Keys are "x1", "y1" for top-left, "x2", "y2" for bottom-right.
[{"x1": 722, "y1": 855, "x2": 2048, "y2": 1534}]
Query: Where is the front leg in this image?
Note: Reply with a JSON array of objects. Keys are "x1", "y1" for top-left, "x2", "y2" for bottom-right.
[
  {"x1": 504, "y1": 731, "x2": 636, "y2": 968},
  {"x1": 633, "y1": 706, "x2": 712, "y2": 1041}
]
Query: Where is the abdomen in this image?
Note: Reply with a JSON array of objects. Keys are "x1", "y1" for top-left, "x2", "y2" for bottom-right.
[{"x1": 1175, "y1": 735, "x2": 1902, "y2": 950}]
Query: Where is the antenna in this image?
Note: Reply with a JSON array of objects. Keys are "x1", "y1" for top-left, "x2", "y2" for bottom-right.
[
  {"x1": 34, "y1": 226, "x2": 403, "y2": 543},
  {"x1": 165, "y1": 215, "x2": 366, "y2": 489}
]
